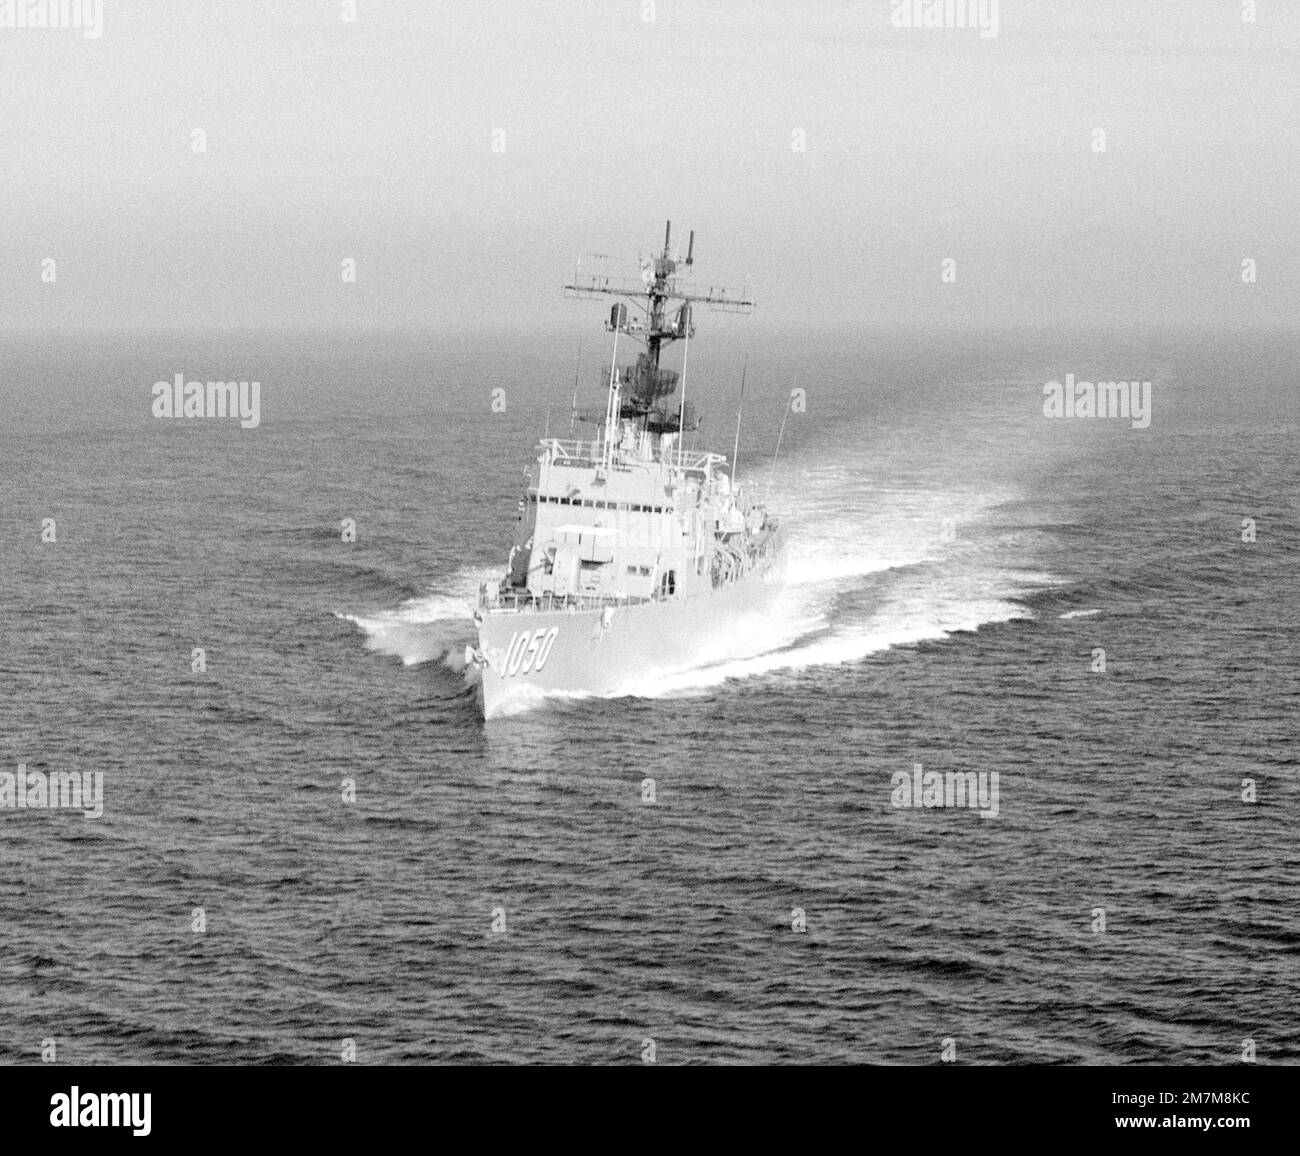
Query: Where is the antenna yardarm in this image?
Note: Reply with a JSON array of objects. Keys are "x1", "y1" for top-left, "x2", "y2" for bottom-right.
[{"x1": 563, "y1": 222, "x2": 753, "y2": 432}]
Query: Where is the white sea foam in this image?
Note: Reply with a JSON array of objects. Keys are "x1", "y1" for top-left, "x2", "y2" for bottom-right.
[
  {"x1": 338, "y1": 566, "x2": 494, "y2": 667},
  {"x1": 617, "y1": 469, "x2": 1042, "y2": 697}
]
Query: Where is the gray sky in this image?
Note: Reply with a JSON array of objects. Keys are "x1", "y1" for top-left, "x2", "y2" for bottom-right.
[{"x1": 1, "y1": 0, "x2": 1296, "y2": 332}]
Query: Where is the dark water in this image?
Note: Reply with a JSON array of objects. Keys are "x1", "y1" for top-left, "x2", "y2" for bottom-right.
[{"x1": 1, "y1": 326, "x2": 1296, "y2": 1064}]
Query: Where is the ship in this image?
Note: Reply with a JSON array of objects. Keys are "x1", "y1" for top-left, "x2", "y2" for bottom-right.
[{"x1": 467, "y1": 222, "x2": 786, "y2": 718}]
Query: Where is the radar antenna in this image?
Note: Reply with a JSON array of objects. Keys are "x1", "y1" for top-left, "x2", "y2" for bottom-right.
[{"x1": 564, "y1": 221, "x2": 754, "y2": 435}]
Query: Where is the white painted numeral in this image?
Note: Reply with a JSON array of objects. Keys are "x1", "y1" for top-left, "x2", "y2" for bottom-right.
[
  {"x1": 503, "y1": 627, "x2": 559, "y2": 677},
  {"x1": 506, "y1": 631, "x2": 527, "y2": 675},
  {"x1": 534, "y1": 627, "x2": 558, "y2": 670},
  {"x1": 520, "y1": 631, "x2": 542, "y2": 673}
]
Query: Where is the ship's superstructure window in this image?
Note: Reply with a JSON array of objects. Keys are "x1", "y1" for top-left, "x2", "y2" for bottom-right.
[{"x1": 534, "y1": 495, "x2": 670, "y2": 514}]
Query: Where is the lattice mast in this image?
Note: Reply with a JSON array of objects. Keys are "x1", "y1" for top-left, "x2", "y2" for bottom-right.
[{"x1": 563, "y1": 222, "x2": 753, "y2": 446}]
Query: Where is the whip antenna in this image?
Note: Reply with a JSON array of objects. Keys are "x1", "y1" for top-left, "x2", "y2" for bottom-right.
[
  {"x1": 568, "y1": 339, "x2": 582, "y2": 435},
  {"x1": 731, "y1": 355, "x2": 747, "y2": 482},
  {"x1": 772, "y1": 374, "x2": 796, "y2": 471}
]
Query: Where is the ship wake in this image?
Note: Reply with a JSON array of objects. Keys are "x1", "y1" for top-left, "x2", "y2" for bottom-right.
[{"x1": 623, "y1": 462, "x2": 1061, "y2": 698}]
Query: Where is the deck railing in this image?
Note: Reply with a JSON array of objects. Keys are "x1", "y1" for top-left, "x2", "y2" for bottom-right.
[
  {"x1": 481, "y1": 586, "x2": 656, "y2": 614},
  {"x1": 539, "y1": 437, "x2": 724, "y2": 473}
]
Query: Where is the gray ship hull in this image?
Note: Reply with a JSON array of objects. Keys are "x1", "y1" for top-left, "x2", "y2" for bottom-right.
[{"x1": 474, "y1": 546, "x2": 786, "y2": 718}]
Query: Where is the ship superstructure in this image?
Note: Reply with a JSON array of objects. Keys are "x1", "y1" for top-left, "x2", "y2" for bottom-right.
[{"x1": 469, "y1": 223, "x2": 785, "y2": 717}]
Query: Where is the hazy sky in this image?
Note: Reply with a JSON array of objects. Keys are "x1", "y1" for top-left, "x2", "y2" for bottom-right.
[{"x1": 1, "y1": 0, "x2": 1296, "y2": 332}]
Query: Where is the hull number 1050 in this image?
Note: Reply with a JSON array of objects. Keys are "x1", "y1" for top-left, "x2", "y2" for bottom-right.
[{"x1": 502, "y1": 626, "x2": 559, "y2": 676}]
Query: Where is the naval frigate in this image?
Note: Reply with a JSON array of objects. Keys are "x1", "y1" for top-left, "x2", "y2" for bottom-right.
[{"x1": 468, "y1": 222, "x2": 786, "y2": 718}]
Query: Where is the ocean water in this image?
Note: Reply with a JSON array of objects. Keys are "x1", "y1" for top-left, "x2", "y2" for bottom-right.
[{"x1": 1, "y1": 325, "x2": 1296, "y2": 1064}]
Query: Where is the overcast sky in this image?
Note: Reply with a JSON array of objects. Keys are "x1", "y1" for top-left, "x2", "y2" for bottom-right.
[{"x1": 1, "y1": 0, "x2": 1296, "y2": 332}]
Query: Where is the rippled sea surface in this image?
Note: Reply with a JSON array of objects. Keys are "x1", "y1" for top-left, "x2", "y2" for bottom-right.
[{"x1": 1, "y1": 326, "x2": 1296, "y2": 1064}]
